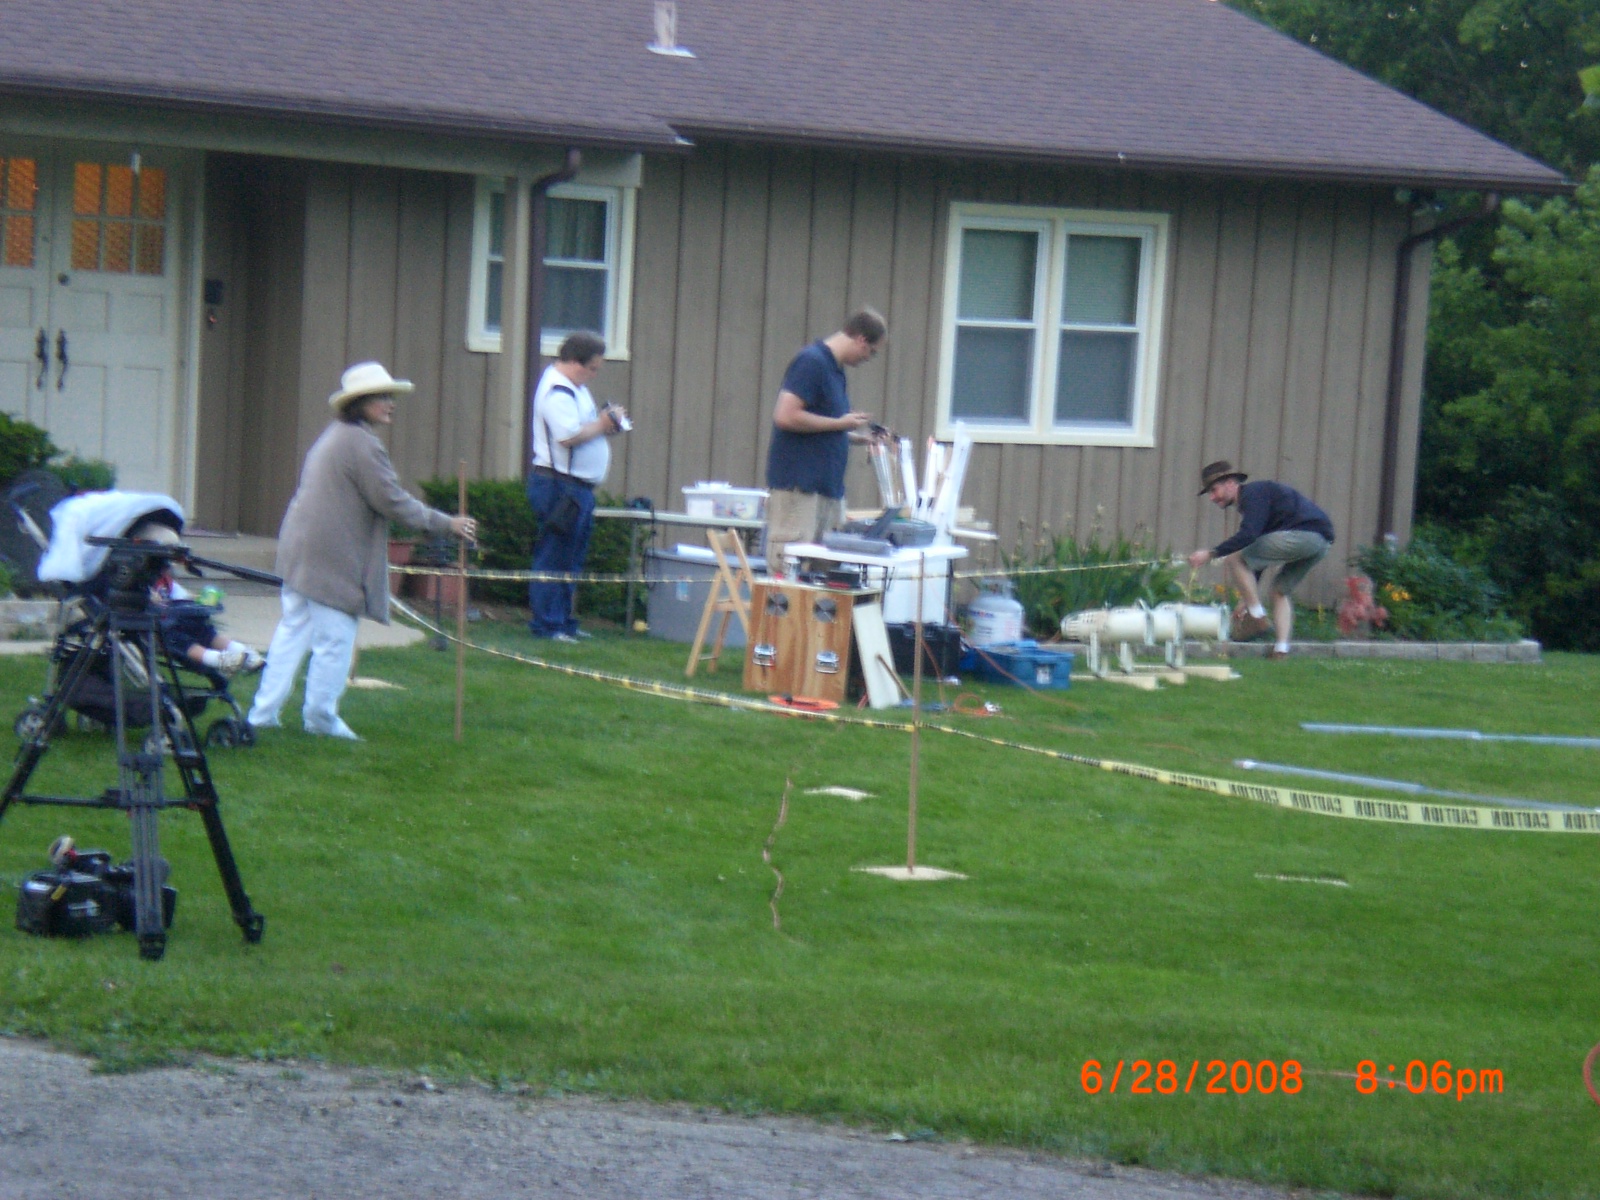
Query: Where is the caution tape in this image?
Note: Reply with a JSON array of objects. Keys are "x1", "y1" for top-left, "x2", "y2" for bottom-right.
[
  {"x1": 389, "y1": 598, "x2": 913, "y2": 733},
  {"x1": 390, "y1": 601, "x2": 1599, "y2": 836},
  {"x1": 924, "y1": 727, "x2": 1600, "y2": 835},
  {"x1": 388, "y1": 557, "x2": 1167, "y2": 587}
]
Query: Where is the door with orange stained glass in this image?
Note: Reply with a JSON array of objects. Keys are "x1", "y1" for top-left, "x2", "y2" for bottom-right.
[{"x1": 0, "y1": 144, "x2": 184, "y2": 496}]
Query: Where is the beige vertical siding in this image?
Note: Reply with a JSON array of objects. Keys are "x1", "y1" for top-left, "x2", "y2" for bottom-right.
[
  {"x1": 612, "y1": 148, "x2": 1418, "y2": 601},
  {"x1": 200, "y1": 160, "x2": 506, "y2": 533},
  {"x1": 199, "y1": 145, "x2": 1424, "y2": 599}
]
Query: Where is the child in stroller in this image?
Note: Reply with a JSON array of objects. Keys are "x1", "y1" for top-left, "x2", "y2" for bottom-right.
[
  {"x1": 140, "y1": 523, "x2": 264, "y2": 679},
  {"x1": 13, "y1": 491, "x2": 265, "y2": 748}
]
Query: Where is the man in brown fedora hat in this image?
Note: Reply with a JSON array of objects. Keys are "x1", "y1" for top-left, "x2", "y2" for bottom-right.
[{"x1": 1187, "y1": 461, "x2": 1334, "y2": 658}]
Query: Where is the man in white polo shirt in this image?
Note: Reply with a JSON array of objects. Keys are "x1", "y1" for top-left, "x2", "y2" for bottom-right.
[{"x1": 527, "y1": 331, "x2": 629, "y2": 641}]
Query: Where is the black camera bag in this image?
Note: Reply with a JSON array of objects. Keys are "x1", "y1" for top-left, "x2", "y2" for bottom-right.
[
  {"x1": 15, "y1": 854, "x2": 176, "y2": 937},
  {"x1": 16, "y1": 867, "x2": 118, "y2": 937}
]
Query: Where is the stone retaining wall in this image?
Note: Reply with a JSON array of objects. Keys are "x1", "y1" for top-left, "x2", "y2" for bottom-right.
[
  {"x1": 0, "y1": 599, "x2": 56, "y2": 642},
  {"x1": 1189, "y1": 638, "x2": 1542, "y2": 663}
]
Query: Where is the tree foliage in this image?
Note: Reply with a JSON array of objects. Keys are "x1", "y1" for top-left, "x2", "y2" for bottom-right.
[
  {"x1": 1229, "y1": 0, "x2": 1599, "y2": 177},
  {"x1": 1417, "y1": 172, "x2": 1600, "y2": 648}
]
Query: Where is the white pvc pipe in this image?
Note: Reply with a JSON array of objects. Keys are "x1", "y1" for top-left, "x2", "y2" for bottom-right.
[
  {"x1": 1148, "y1": 607, "x2": 1181, "y2": 642},
  {"x1": 1301, "y1": 723, "x2": 1600, "y2": 749},
  {"x1": 1234, "y1": 759, "x2": 1594, "y2": 813},
  {"x1": 1179, "y1": 603, "x2": 1228, "y2": 640},
  {"x1": 1101, "y1": 606, "x2": 1152, "y2": 643}
]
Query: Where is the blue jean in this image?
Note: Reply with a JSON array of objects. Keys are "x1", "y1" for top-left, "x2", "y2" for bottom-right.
[{"x1": 527, "y1": 472, "x2": 596, "y2": 637}]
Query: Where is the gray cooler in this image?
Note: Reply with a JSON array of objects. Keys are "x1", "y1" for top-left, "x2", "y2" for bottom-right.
[{"x1": 645, "y1": 546, "x2": 766, "y2": 645}]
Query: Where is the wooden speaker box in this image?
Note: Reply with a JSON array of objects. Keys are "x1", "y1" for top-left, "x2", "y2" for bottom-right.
[{"x1": 743, "y1": 582, "x2": 875, "y2": 704}]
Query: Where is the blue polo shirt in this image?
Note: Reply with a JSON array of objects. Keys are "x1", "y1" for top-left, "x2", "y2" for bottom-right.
[{"x1": 766, "y1": 341, "x2": 850, "y2": 498}]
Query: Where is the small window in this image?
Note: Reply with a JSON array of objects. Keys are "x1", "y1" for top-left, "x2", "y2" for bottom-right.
[
  {"x1": 0, "y1": 156, "x2": 39, "y2": 269},
  {"x1": 67, "y1": 161, "x2": 167, "y2": 276},
  {"x1": 468, "y1": 178, "x2": 635, "y2": 357},
  {"x1": 937, "y1": 204, "x2": 1169, "y2": 446}
]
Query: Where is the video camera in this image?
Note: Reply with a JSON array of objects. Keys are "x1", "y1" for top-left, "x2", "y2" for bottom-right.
[
  {"x1": 88, "y1": 536, "x2": 190, "y2": 613},
  {"x1": 86, "y1": 535, "x2": 283, "y2": 614}
]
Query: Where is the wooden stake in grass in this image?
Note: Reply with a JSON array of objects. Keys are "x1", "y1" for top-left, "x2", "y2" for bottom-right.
[
  {"x1": 907, "y1": 555, "x2": 922, "y2": 870},
  {"x1": 454, "y1": 463, "x2": 469, "y2": 743},
  {"x1": 856, "y1": 550, "x2": 967, "y2": 883}
]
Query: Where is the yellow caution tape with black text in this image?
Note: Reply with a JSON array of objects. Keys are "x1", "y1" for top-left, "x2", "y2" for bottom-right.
[{"x1": 392, "y1": 601, "x2": 1598, "y2": 836}]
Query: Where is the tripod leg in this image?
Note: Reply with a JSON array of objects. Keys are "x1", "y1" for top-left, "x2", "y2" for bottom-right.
[
  {"x1": 1, "y1": 622, "x2": 111, "y2": 823},
  {"x1": 109, "y1": 621, "x2": 174, "y2": 960},
  {"x1": 128, "y1": 800, "x2": 167, "y2": 960},
  {"x1": 196, "y1": 798, "x2": 264, "y2": 944},
  {"x1": 153, "y1": 634, "x2": 264, "y2": 945}
]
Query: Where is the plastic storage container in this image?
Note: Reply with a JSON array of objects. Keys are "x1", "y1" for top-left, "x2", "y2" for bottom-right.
[
  {"x1": 681, "y1": 483, "x2": 768, "y2": 520},
  {"x1": 971, "y1": 640, "x2": 1074, "y2": 689}
]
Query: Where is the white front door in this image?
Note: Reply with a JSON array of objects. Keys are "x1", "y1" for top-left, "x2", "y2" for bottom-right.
[{"x1": 0, "y1": 143, "x2": 184, "y2": 495}]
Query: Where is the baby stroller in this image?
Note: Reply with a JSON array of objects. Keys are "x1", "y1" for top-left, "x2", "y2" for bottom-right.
[{"x1": 7, "y1": 484, "x2": 260, "y2": 750}]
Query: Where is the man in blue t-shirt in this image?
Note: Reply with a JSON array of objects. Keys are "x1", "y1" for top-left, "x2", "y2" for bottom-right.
[
  {"x1": 763, "y1": 309, "x2": 887, "y2": 571},
  {"x1": 1187, "y1": 460, "x2": 1335, "y2": 659}
]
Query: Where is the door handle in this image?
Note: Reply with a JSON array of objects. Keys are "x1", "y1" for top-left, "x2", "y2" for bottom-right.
[
  {"x1": 54, "y1": 330, "x2": 68, "y2": 392},
  {"x1": 34, "y1": 329, "x2": 47, "y2": 390}
]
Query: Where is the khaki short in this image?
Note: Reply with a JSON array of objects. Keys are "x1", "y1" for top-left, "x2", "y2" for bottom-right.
[
  {"x1": 1241, "y1": 530, "x2": 1331, "y2": 595},
  {"x1": 763, "y1": 489, "x2": 846, "y2": 573}
]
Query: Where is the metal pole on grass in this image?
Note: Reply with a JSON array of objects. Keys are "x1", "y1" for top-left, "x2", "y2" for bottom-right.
[
  {"x1": 455, "y1": 462, "x2": 469, "y2": 742},
  {"x1": 906, "y1": 553, "x2": 924, "y2": 871}
]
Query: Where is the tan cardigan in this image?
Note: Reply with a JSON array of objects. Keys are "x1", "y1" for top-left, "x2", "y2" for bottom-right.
[{"x1": 275, "y1": 420, "x2": 455, "y2": 622}]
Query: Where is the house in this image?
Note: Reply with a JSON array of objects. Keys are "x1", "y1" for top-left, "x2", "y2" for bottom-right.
[{"x1": 0, "y1": 0, "x2": 1568, "y2": 596}]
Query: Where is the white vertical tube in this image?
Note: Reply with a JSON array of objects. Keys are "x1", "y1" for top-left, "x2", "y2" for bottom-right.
[{"x1": 897, "y1": 437, "x2": 917, "y2": 516}]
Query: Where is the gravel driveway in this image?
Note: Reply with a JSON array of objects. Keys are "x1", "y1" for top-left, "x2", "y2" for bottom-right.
[{"x1": 0, "y1": 1036, "x2": 1301, "y2": 1200}]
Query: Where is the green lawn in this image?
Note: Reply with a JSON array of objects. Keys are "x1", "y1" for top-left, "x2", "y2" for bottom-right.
[{"x1": 1, "y1": 628, "x2": 1597, "y2": 1198}]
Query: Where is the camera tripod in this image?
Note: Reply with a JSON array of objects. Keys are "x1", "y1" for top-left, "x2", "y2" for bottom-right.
[{"x1": 0, "y1": 538, "x2": 266, "y2": 960}]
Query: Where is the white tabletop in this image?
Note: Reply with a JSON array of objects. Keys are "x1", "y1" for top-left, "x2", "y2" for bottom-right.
[
  {"x1": 782, "y1": 541, "x2": 968, "y2": 569},
  {"x1": 593, "y1": 507, "x2": 764, "y2": 531}
]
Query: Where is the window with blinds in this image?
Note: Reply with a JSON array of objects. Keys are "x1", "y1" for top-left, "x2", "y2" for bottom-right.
[
  {"x1": 939, "y1": 204, "x2": 1168, "y2": 446},
  {"x1": 467, "y1": 179, "x2": 635, "y2": 357}
]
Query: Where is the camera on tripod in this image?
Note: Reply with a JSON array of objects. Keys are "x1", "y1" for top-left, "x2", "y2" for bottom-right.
[
  {"x1": 1, "y1": 516, "x2": 273, "y2": 961},
  {"x1": 96, "y1": 536, "x2": 189, "y2": 615}
]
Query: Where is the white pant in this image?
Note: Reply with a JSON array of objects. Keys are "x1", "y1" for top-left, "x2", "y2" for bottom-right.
[{"x1": 247, "y1": 587, "x2": 360, "y2": 736}]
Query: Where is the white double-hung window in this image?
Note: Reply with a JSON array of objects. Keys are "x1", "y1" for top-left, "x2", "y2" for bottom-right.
[
  {"x1": 467, "y1": 179, "x2": 635, "y2": 357},
  {"x1": 937, "y1": 204, "x2": 1169, "y2": 445}
]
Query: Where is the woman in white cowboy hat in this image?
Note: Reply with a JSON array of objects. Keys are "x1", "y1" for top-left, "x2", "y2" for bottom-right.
[{"x1": 247, "y1": 362, "x2": 477, "y2": 739}]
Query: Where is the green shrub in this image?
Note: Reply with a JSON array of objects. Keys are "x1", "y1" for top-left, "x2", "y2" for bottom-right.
[
  {"x1": 0, "y1": 413, "x2": 116, "y2": 494},
  {"x1": 50, "y1": 456, "x2": 116, "y2": 492},
  {"x1": 419, "y1": 477, "x2": 539, "y2": 604},
  {"x1": 0, "y1": 558, "x2": 15, "y2": 598},
  {"x1": 1351, "y1": 531, "x2": 1522, "y2": 643},
  {"x1": 1003, "y1": 520, "x2": 1181, "y2": 637},
  {"x1": 417, "y1": 477, "x2": 646, "y2": 618},
  {"x1": 0, "y1": 412, "x2": 58, "y2": 485}
]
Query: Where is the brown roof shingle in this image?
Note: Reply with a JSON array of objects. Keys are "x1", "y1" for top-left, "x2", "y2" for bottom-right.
[{"x1": 1, "y1": 0, "x2": 1568, "y2": 191}]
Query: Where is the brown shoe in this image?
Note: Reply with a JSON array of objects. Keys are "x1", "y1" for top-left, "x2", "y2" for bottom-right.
[
  {"x1": 1231, "y1": 612, "x2": 1271, "y2": 641},
  {"x1": 1267, "y1": 648, "x2": 1290, "y2": 660}
]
